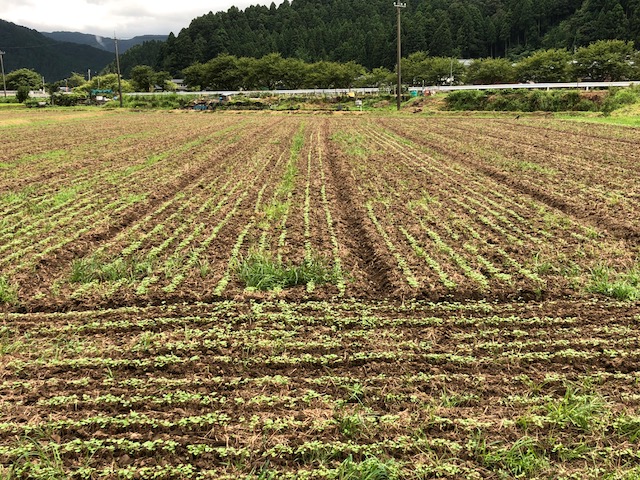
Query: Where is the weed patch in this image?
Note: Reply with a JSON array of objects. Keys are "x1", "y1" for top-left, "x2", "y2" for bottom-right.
[
  {"x1": 480, "y1": 436, "x2": 549, "y2": 477},
  {"x1": 70, "y1": 254, "x2": 155, "y2": 284},
  {"x1": 235, "y1": 252, "x2": 337, "y2": 291},
  {"x1": 587, "y1": 264, "x2": 640, "y2": 301},
  {"x1": 0, "y1": 276, "x2": 18, "y2": 304},
  {"x1": 545, "y1": 385, "x2": 608, "y2": 431}
]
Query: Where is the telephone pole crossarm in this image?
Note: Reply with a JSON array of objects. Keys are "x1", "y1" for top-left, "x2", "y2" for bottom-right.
[{"x1": 394, "y1": 2, "x2": 406, "y2": 111}]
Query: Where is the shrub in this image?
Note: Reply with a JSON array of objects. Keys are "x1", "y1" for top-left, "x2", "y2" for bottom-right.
[
  {"x1": 445, "y1": 90, "x2": 487, "y2": 110},
  {"x1": 445, "y1": 89, "x2": 603, "y2": 112},
  {"x1": 15, "y1": 86, "x2": 30, "y2": 103},
  {"x1": 51, "y1": 93, "x2": 87, "y2": 106}
]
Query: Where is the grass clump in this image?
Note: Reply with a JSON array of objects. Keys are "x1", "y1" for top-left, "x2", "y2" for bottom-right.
[
  {"x1": 545, "y1": 385, "x2": 608, "y2": 431},
  {"x1": 336, "y1": 455, "x2": 399, "y2": 480},
  {"x1": 70, "y1": 254, "x2": 154, "y2": 284},
  {"x1": 235, "y1": 252, "x2": 337, "y2": 291},
  {"x1": 0, "y1": 276, "x2": 18, "y2": 304},
  {"x1": 481, "y1": 436, "x2": 549, "y2": 478},
  {"x1": 614, "y1": 414, "x2": 640, "y2": 441},
  {"x1": 587, "y1": 264, "x2": 640, "y2": 301},
  {"x1": 5, "y1": 429, "x2": 66, "y2": 479}
]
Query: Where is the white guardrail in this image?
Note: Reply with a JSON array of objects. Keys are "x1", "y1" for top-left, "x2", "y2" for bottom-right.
[
  {"x1": 126, "y1": 82, "x2": 639, "y2": 97},
  {"x1": 4, "y1": 82, "x2": 638, "y2": 99},
  {"x1": 413, "y1": 81, "x2": 640, "y2": 93},
  {"x1": 124, "y1": 88, "x2": 383, "y2": 97}
]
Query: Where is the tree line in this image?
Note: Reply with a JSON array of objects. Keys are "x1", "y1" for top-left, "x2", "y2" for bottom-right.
[
  {"x1": 180, "y1": 40, "x2": 640, "y2": 90},
  {"x1": 118, "y1": 0, "x2": 640, "y2": 76},
  {"x1": 6, "y1": 39, "x2": 639, "y2": 98}
]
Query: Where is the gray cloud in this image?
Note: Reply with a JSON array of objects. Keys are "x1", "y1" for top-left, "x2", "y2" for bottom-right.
[{"x1": 2, "y1": 0, "x2": 284, "y2": 38}]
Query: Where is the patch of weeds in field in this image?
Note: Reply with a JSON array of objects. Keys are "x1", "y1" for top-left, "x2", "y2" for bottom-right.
[
  {"x1": 123, "y1": 193, "x2": 147, "y2": 206},
  {"x1": 479, "y1": 436, "x2": 549, "y2": 478},
  {"x1": 407, "y1": 191, "x2": 440, "y2": 212},
  {"x1": 545, "y1": 384, "x2": 608, "y2": 431},
  {"x1": 247, "y1": 462, "x2": 278, "y2": 480},
  {"x1": 439, "y1": 387, "x2": 479, "y2": 407},
  {"x1": 5, "y1": 429, "x2": 66, "y2": 479},
  {"x1": 542, "y1": 211, "x2": 573, "y2": 230},
  {"x1": 550, "y1": 441, "x2": 592, "y2": 462},
  {"x1": 261, "y1": 201, "x2": 289, "y2": 225},
  {"x1": 193, "y1": 257, "x2": 212, "y2": 278},
  {"x1": 342, "y1": 382, "x2": 366, "y2": 405},
  {"x1": 330, "y1": 131, "x2": 369, "y2": 157},
  {"x1": 531, "y1": 252, "x2": 557, "y2": 276},
  {"x1": 583, "y1": 226, "x2": 601, "y2": 239},
  {"x1": 510, "y1": 160, "x2": 557, "y2": 176},
  {"x1": 334, "y1": 411, "x2": 370, "y2": 439},
  {"x1": 336, "y1": 455, "x2": 400, "y2": 480},
  {"x1": 0, "y1": 276, "x2": 18, "y2": 305},
  {"x1": 0, "y1": 188, "x2": 32, "y2": 206},
  {"x1": 605, "y1": 191, "x2": 624, "y2": 206},
  {"x1": 614, "y1": 414, "x2": 640, "y2": 441},
  {"x1": 19, "y1": 149, "x2": 67, "y2": 166},
  {"x1": 70, "y1": 254, "x2": 155, "y2": 284},
  {"x1": 587, "y1": 264, "x2": 640, "y2": 301},
  {"x1": 235, "y1": 251, "x2": 338, "y2": 291}
]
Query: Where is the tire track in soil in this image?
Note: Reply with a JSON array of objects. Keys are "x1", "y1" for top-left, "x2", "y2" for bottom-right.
[
  {"x1": 322, "y1": 122, "x2": 397, "y2": 297},
  {"x1": 379, "y1": 119, "x2": 640, "y2": 245}
]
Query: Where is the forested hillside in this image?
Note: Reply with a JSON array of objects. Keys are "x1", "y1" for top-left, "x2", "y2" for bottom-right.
[
  {"x1": 42, "y1": 32, "x2": 168, "y2": 54},
  {"x1": 0, "y1": 20, "x2": 114, "y2": 81},
  {"x1": 146, "y1": 0, "x2": 640, "y2": 75}
]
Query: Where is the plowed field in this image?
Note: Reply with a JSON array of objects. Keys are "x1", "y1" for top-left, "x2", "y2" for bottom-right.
[{"x1": 1, "y1": 109, "x2": 639, "y2": 479}]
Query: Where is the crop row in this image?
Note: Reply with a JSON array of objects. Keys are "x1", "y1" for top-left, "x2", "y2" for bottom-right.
[
  {"x1": 2, "y1": 298, "x2": 640, "y2": 478},
  {"x1": 327, "y1": 117, "x2": 637, "y2": 301}
]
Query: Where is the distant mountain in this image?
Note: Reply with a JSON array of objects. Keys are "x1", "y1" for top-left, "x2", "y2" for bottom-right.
[
  {"x1": 42, "y1": 31, "x2": 168, "y2": 53},
  {"x1": 0, "y1": 19, "x2": 114, "y2": 81}
]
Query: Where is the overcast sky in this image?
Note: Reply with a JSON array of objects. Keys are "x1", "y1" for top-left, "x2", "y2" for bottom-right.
[{"x1": 1, "y1": 0, "x2": 284, "y2": 38}]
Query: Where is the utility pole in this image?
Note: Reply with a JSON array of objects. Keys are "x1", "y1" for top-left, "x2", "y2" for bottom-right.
[
  {"x1": 114, "y1": 36, "x2": 124, "y2": 107},
  {"x1": 394, "y1": 2, "x2": 406, "y2": 111},
  {"x1": 0, "y1": 51, "x2": 6, "y2": 98}
]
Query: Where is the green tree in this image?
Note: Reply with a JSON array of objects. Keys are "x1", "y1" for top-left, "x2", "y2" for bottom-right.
[
  {"x1": 354, "y1": 67, "x2": 395, "y2": 88},
  {"x1": 130, "y1": 65, "x2": 156, "y2": 92},
  {"x1": 572, "y1": 40, "x2": 636, "y2": 81},
  {"x1": 430, "y1": 17, "x2": 455, "y2": 57},
  {"x1": 254, "y1": 53, "x2": 287, "y2": 89},
  {"x1": 154, "y1": 71, "x2": 174, "y2": 91},
  {"x1": 183, "y1": 63, "x2": 206, "y2": 90},
  {"x1": 466, "y1": 58, "x2": 516, "y2": 84},
  {"x1": 66, "y1": 73, "x2": 87, "y2": 89},
  {"x1": 310, "y1": 60, "x2": 366, "y2": 89},
  {"x1": 279, "y1": 57, "x2": 308, "y2": 89},
  {"x1": 516, "y1": 48, "x2": 572, "y2": 82},
  {"x1": 402, "y1": 53, "x2": 466, "y2": 86},
  {"x1": 45, "y1": 82, "x2": 60, "y2": 105},
  {"x1": 197, "y1": 54, "x2": 243, "y2": 90},
  {"x1": 6, "y1": 68, "x2": 42, "y2": 90},
  {"x1": 74, "y1": 74, "x2": 133, "y2": 95}
]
